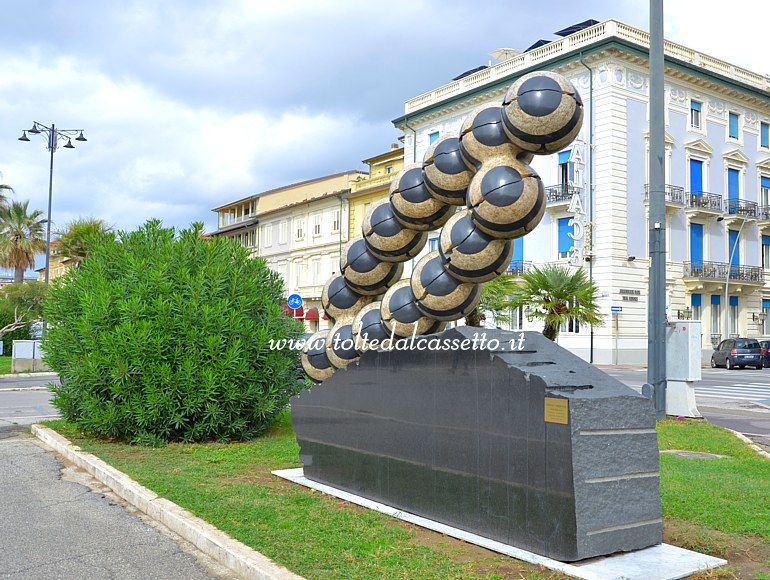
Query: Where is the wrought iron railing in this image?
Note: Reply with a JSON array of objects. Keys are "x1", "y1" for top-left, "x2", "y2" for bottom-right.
[
  {"x1": 683, "y1": 260, "x2": 764, "y2": 283},
  {"x1": 758, "y1": 205, "x2": 770, "y2": 220},
  {"x1": 544, "y1": 184, "x2": 581, "y2": 204},
  {"x1": 725, "y1": 198, "x2": 759, "y2": 217},
  {"x1": 686, "y1": 191, "x2": 723, "y2": 211},
  {"x1": 644, "y1": 183, "x2": 685, "y2": 205},
  {"x1": 505, "y1": 261, "x2": 532, "y2": 276}
]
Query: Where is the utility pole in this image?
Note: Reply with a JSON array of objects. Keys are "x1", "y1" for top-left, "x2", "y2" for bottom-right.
[{"x1": 647, "y1": 0, "x2": 667, "y2": 419}]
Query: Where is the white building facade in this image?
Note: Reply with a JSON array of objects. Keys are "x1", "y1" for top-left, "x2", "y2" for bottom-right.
[{"x1": 393, "y1": 19, "x2": 770, "y2": 364}]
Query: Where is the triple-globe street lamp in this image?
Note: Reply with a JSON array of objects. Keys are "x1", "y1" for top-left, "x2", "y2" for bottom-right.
[{"x1": 18, "y1": 122, "x2": 87, "y2": 284}]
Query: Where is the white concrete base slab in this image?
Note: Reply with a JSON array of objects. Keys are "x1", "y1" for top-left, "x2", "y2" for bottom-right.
[{"x1": 273, "y1": 467, "x2": 727, "y2": 580}]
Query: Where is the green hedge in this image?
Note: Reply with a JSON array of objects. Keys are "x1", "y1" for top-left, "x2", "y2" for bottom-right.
[{"x1": 43, "y1": 220, "x2": 304, "y2": 445}]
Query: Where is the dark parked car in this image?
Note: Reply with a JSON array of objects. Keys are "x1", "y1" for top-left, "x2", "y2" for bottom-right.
[
  {"x1": 711, "y1": 338, "x2": 763, "y2": 370},
  {"x1": 760, "y1": 340, "x2": 770, "y2": 368}
]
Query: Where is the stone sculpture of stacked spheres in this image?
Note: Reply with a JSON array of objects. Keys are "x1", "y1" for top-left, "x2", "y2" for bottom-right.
[{"x1": 302, "y1": 71, "x2": 583, "y2": 381}]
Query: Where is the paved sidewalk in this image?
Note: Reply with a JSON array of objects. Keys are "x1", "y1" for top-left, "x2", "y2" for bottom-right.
[{"x1": 0, "y1": 432, "x2": 226, "y2": 579}]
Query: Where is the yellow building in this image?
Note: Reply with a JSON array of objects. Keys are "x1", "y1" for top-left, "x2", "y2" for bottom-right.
[
  {"x1": 345, "y1": 144, "x2": 404, "y2": 239},
  {"x1": 35, "y1": 240, "x2": 75, "y2": 281}
]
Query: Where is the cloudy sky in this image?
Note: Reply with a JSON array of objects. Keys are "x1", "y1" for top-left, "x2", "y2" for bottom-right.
[{"x1": 1, "y1": 0, "x2": 768, "y2": 252}]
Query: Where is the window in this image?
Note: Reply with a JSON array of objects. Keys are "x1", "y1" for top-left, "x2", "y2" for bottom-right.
[
  {"x1": 691, "y1": 293, "x2": 702, "y2": 321},
  {"x1": 728, "y1": 112, "x2": 740, "y2": 140},
  {"x1": 428, "y1": 237, "x2": 439, "y2": 252},
  {"x1": 311, "y1": 258, "x2": 321, "y2": 283},
  {"x1": 690, "y1": 100, "x2": 701, "y2": 129},
  {"x1": 294, "y1": 261, "x2": 304, "y2": 288},
  {"x1": 762, "y1": 122, "x2": 769, "y2": 149},
  {"x1": 689, "y1": 158, "x2": 703, "y2": 195},
  {"x1": 332, "y1": 209, "x2": 341, "y2": 233},
  {"x1": 558, "y1": 150, "x2": 574, "y2": 188},
  {"x1": 295, "y1": 219, "x2": 305, "y2": 240},
  {"x1": 690, "y1": 223, "x2": 703, "y2": 267},
  {"x1": 510, "y1": 238, "x2": 524, "y2": 272},
  {"x1": 558, "y1": 217, "x2": 573, "y2": 259},
  {"x1": 763, "y1": 299, "x2": 770, "y2": 334},
  {"x1": 711, "y1": 295, "x2": 721, "y2": 335},
  {"x1": 279, "y1": 221, "x2": 288, "y2": 244},
  {"x1": 763, "y1": 236, "x2": 770, "y2": 269},
  {"x1": 560, "y1": 316, "x2": 580, "y2": 334},
  {"x1": 385, "y1": 165, "x2": 393, "y2": 174},
  {"x1": 263, "y1": 224, "x2": 272, "y2": 247},
  {"x1": 729, "y1": 296, "x2": 738, "y2": 337},
  {"x1": 727, "y1": 168, "x2": 740, "y2": 206},
  {"x1": 249, "y1": 229, "x2": 257, "y2": 248},
  {"x1": 312, "y1": 214, "x2": 321, "y2": 237},
  {"x1": 762, "y1": 177, "x2": 770, "y2": 208},
  {"x1": 729, "y1": 229, "x2": 740, "y2": 265},
  {"x1": 429, "y1": 131, "x2": 439, "y2": 144}
]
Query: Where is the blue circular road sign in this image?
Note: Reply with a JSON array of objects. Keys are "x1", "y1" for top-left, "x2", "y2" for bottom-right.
[{"x1": 287, "y1": 294, "x2": 303, "y2": 310}]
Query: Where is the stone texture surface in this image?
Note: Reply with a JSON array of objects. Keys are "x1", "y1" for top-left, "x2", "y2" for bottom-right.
[{"x1": 291, "y1": 327, "x2": 662, "y2": 562}]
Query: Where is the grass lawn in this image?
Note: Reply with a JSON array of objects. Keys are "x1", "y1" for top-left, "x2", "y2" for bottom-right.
[
  {"x1": 0, "y1": 356, "x2": 12, "y2": 374},
  {"x1": 43, "y1": 415, "x2": 770, "y2": 579}
]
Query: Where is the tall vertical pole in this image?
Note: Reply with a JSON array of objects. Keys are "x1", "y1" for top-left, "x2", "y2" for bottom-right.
[
  {"x1": 44, "y1": 124, "x2": 56, "y2": 286},
  {"x1": 648, "y1": 0, "x2": 667, "y2": 419}
]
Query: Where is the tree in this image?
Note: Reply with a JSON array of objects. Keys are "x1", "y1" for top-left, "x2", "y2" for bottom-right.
[
  {"x1": 56, "y1": 217, "x2": 113, "y2": 266},
  {"x1": 43, "y1": 220, "x2": 304, "y2": 445},
  {"x1": 0, "y1": 183, "x2": 12, "y2": 207},
  {"x1": 0, "y1": 282, "x2": 48, "y2": 352},
  {"x1": 0, "y1": 200, "x2": 47, "y2": 283},
  {"x1": 509, "y1": 263, "x2": 604, "y2": 341},
  {"x1": 464, "y1": 274, "x2": 520, "y2": 328}
]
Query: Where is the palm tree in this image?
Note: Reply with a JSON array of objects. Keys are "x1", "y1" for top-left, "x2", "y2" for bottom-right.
[
  {"x1": 464, "y1": 273, "x2": 520, "y2": 327},
  {"x1": 0, "y1": 176, "x2": 13, "y2": 207},
  {"x1": 56, "y1": 217, "x2": 112, "y2": 266},
  {"x1": 0, "y1": 201, "x2": 47, "y2": 283},
  {"x1": 510, "y1": 263, "x2": 604, "y2": 341}
]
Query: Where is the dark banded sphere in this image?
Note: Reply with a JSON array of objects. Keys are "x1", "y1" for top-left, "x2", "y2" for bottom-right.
[
  {"x1": 321, "y1": 274, "x2": 372, "y2": 323},
  {"x1": 301, "y1": 330, "x2": 335, "y2": 383},
  {"x1": 422, "y1": 135, "x2": 473, "y2": 205},
  {"x1": 410, "y1": 251, "x2": 482, "y2": 321},
  {"x1": 351, "y1": 302, "x2": 392, "y2": 353},
  {"x1": 458, "y1": 105, "x2": 523, "y2": 170},
  {"x1": 380, "y1": 279, "x2": 446, "y2": 338},
  {"x1": 439, "y1": 209, "x2": 514, "y2": 282},
  {"x1": 341, "y1": 237, "x2": 403, "y2": 296},
  {"x1": 325, "y1": 320, "x2": 360, "y2": 369},
  {"x1": 389, "y1": 164, "x2": 455, "y2": 231},
  {"x1": 362, "y1": 198, "x2": 428, "y2": 262},
  {"x1": 502, "y1": 71, "x2": 583, "y2": 154},
  {"x1": 467, "y1": 157, "x2": 545, "y2": 240}
]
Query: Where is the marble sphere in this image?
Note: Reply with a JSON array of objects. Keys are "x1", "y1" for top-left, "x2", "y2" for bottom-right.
[
  {"x1": 325, "y1": 320, "x2": 360, "y2": 369},
  {"x1": 458, "y1": 105, "x2": 523, "y2": 170},
  {"x1": 362, "y1": 198, "x2": 428, "y2": 262},
  {"x1": 380, "y1": 279, "x2": 446, "y2": 338},
  {"x1": 389, "y1": 164, "x2": 455, "y2": 231},
  {"x1": 422, "y1": 135, "x2": 473, "y2": 205},
  {"x1": 301, "y1": 330, "x2": 335, "y2": 383},
  {"x1": 410, "y1": 251, "x2": 482, "y2": 321},
  {"x1": 341, "y1": 237, "x2": 403, "y2": 296},
  {"x1": 321, "y1": 274, "x2": 372, "y2": 323}
]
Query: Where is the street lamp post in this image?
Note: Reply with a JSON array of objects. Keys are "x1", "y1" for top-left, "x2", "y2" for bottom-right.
[{"x1": 18, "y1": 122, "x2": 87, "y2": 284}]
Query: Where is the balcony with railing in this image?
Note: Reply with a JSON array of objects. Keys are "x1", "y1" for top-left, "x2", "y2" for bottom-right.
[
  {"x1": 505, "y1": 261, "x2": 533, "y2": 276},
  {"x1": 683, "y1": 260, "x2": 764, "y2": 292},
  {"x1": 544, "y1": 184, "x2": 581, "y2": 209},
  {"x1": 757, "y1": 205, "x2": 770, "y2": 226},
  {"x1": 349, "y1": 172, "x2": 397, "y2": 194},
  {"x1": 644, "y1": 184, "x2": 685, "y2": 213},
  {"x1": 684, "y1": 191, "x2": 723, "y2": 217},
  {"x1": 723, "y1": 198, "x2": 759, "y2": 223}
]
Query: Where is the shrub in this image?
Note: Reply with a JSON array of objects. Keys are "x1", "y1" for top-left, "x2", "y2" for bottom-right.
[{"x1": 43, "y1": 220, "x2": 305, "y2": 444}]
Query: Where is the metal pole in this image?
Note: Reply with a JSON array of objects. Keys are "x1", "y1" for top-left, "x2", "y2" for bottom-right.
[
  {"x1": 648, "y1": 0, "x2": 667, "y2": 419},
  {"x1": 724, "y1": 218, "x2": 746, "y2": 338},
  {"x1": 44, "y1": 124, "x2": 56, "y2": 285}
]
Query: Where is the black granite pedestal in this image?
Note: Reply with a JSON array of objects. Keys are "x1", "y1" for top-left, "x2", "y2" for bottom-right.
[{"x1": 290, "y1": 328, "x2": 662, "y2": 562}]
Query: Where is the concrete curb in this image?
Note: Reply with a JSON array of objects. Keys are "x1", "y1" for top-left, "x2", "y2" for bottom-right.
[
  {"x1": 0, "y1": 371, "x2": 58, "y2": 379},
  {"x1": 31, "y1": 425, "x2": 303, "y2": 580},
  {"x1": 727, "y1": 428, "x2": 770, "y2": 459}
]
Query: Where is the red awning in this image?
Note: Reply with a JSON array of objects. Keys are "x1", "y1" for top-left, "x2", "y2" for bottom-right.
[
  {"x1": 322, "y1": 311, "x2": 329, "y2": 320},
  {"x1": 304, "y1": 307, "x2": 319, "y2": 321},
  {"x1": 282, "y1": 303, "x2": 304, "y2": 318}
]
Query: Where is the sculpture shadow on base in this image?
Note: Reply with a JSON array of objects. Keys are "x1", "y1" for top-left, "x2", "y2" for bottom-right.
[{"x1": 290, "y1": 327, "x2": 662, "y2": 562}]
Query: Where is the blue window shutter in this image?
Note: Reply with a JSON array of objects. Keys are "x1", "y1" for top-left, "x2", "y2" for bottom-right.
[
  {"x1": 711, "y1": 294, "x2": 721, "y2": 305},
  {"x1": 762, "y1": 176, "x2": 770, "y2": 190},
  {"x1": 429, "y1": 131, "x2": 439, "y2": 144},
  {"x1": 763, "y1": 299, "x2": 770, "y2": 309},
  {"x1": 690, "y1": 223, "x2": 703, "y2": 263},
  {"x1": 689, "y1": 159, "x2": 703, "y2": 194},
  {"x1": 729, "y1": 229, "x2": 740, "y2": 265},
  {"x1": 728, "y1": 169, "x2": 740, "y2": 199},
  {"x1": 691, "y1": 101, "x2": 701, "y2": 112},
  {"x1": 762, "y1": 123, "x2": 769, "y2": 148},
  {"x1": 558, "y1": 150, "x2": 571, "y2": 164},
  {"x1": 729, "y1": 112, "x2": 739, "y2": 138},
  {"x1": 763, "y1": 235, "x2": 770, "y2": 246},
  {"x1": 691, "y1": 293, "x2": 702, "y2": 307},
  {"x1": 558, "y1": 218, "x2": 573, "y2": 253},
  {"x1": 729, "y1": 296, "x2": 738, "y2": 307},
  {"x1": 511, "y1": 237, "x2": 524, "y2": 265}
]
